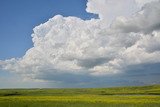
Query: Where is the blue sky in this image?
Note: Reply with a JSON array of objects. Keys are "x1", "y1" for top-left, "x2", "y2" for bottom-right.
[
  {"x1": 0, "y1": 0, "x2": 95, "y2": 60},
  {"x1": 0, "y1": 0, "x2": 160, "y2": 88}
]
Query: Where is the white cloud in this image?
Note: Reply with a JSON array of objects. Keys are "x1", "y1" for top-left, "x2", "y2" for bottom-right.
[
  {"x1": 86, "y1": 0, "x2": 138, "y2": 25},
  {"x1": 135, "y1": 0, "x2": 159, "y2": 7},
  {"x1": 111, "y1": 1, "x2": 160, "y2": 34},
  {"x1": 0, "y1": 0, "x2": 160, "y2": 85}
]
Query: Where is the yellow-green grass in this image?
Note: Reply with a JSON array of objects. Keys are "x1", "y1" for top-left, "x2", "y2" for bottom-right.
[{"x1": 0, "y1": 85, "x2": 160, "y2": 107}]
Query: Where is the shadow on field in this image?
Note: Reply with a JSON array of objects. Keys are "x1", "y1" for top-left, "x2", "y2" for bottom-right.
[{"x1": 3, "y1": 92, "x2": 22, "y2": 96}]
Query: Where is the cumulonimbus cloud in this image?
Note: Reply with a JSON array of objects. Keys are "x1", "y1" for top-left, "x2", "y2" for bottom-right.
[{"x1": 0, "y1": 0, "x2": 160, "y2": 84}]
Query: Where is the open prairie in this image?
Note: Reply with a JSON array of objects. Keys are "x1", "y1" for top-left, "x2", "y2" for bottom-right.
[{"x1": 0, "y1": 85, "x2": 160, "y2": 107}]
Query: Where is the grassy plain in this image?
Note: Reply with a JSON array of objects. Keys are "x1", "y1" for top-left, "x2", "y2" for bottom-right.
[{"x1": 0, "y1": 85, "x2": 160, "y2": 107}]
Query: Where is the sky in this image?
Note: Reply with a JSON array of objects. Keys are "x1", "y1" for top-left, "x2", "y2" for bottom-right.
[
  {"x1": 0, "y1": 0, "x2": 95, "y2": 60},
  {"x1": 0, "y1": 0, "x2": 160, "y2": 88}
]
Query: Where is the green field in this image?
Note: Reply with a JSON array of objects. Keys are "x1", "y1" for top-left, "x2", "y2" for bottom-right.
[{"x1": 0, "y1": 85, "x2": 160, "y2": 107}]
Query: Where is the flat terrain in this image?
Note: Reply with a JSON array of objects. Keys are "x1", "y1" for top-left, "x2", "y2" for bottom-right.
[{"x1": 0, "y1": 85, "x2": 160, "y2": 107}]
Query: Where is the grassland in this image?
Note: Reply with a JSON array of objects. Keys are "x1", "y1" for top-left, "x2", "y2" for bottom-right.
[{"x1": 0, "y1": 85, "x2": 160, "y2": 107}]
